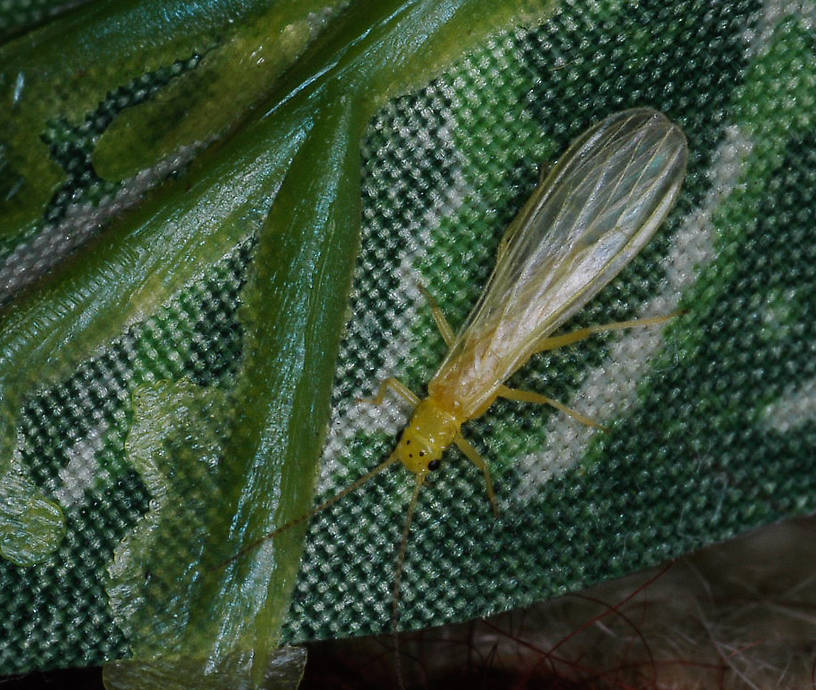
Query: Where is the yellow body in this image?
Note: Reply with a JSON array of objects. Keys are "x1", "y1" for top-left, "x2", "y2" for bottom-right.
[
  {"x1": 358, "y1": 108, "x2": 687, "y2": 685},
  {"x1": 384, "y1": 108, "x2": 687, "y2": 495},
  {"x1": 393, "y1": 397, "x2": 463, "y2": 477}
]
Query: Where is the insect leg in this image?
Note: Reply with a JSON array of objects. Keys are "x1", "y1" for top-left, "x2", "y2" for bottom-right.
[
  {"x1": 392, "y1": 474, "x2": 425, "y2": 690},
  {"x1": 535, "y1": 312, "x2": 680, "y2": 353},
  {"x1": 359, "y1": 377, "x2": 421, "y2": 406},
  {"x1": 453, "y1": 435, "x2": 499, "y2": 517},
  {"x1": 497, "y1": 385, "x2": 606, "y2": 430},
  {"x1": 418, "y1": 284, "x2": 455, "y2": 347}
]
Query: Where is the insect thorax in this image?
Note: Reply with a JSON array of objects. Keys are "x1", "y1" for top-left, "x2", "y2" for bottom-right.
[{"x1": 396, "y1": 397, "x2": 461, "y2": 475}]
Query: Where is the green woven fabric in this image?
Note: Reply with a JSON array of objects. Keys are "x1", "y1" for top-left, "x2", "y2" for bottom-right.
[
  {"x1": 1, "y1": 0, "x2": 814, "y2": 684},
  {"x1": 283, "y1": 1, "x2": 816, "y2": 640}
]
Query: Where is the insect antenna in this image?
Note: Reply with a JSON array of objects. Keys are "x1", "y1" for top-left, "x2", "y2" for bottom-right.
[
  {"x1": 215, "y1": 453, "x2": 401, "y2": 570},
  {"x1": 392, "y1": 474, "x2": 424, "y2": 690}
]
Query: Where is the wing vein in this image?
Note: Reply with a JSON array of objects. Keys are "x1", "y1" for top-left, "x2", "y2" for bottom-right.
[{"x1": 427, "y1": 108, "x2": 689, "y2": 419}]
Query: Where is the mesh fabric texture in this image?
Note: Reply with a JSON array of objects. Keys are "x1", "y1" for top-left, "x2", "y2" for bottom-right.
[
  {"x1": 1, "y1": 0, "x2": 815, "y2": 677},
  {"x1": 282, "y1": 0, "x2": 816, "y2": 640}
]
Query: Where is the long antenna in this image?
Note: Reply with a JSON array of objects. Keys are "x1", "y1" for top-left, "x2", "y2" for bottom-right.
[
  {"x1": 216, "y1": 453, "x2": 401, "y2": 569},
  {"x1": 392, "y1": 473, "x2": 425, "y2": 690}
]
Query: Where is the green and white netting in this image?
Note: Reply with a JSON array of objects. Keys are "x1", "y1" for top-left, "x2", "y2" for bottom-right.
[{"x1": 0, "y1": 0, "x2": 814, "y2": 685}]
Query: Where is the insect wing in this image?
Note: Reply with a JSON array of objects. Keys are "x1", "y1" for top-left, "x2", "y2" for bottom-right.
[{"x1": 428, "y1": 108, "x2": 688, "y2": 417}]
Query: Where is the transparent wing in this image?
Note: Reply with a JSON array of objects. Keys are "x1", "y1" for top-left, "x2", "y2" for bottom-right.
[{"x1": 428, "y1": 108, "x2": 688, "y2": 418}]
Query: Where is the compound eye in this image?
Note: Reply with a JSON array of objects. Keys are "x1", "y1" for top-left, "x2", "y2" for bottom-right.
[{"x1": 427, "y1": 459, "x2": 441, "y2": 471}]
